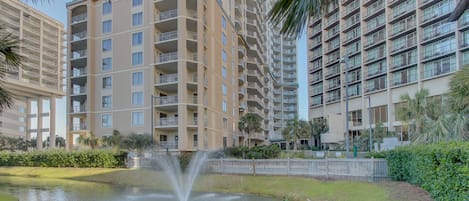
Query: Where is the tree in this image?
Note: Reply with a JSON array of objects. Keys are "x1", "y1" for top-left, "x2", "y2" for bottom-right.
[
  {"x1": 282, "y1": 116, "x2": 310, "y2": 150},
  {"x1": 0, "y1": 27, "x2": 21, "y2": 112},
  {"x1": 100, "y1": 129, "x2": 123, "y2": 152},
  {"x1": 77, "y1": 132, "x2": 99, "y2": 149},
  {"x1": 308, "y1": 118, "x2": 328, "y2": 149},
  {"x1": 238, "y1": 113, "x2": 262, "y2": 148},
  {"x1": 122, "y1": 133, "x2": 153, "y2": 156},
  {"x1": 448, "y1": 65, "x2": 469, "y2": 114},
  {"x1": 268, "y1": 0, "x2": 334, "y2": 37},
  {"x1": 396, "y1": 89, "x2": 433, "y2": 138}
]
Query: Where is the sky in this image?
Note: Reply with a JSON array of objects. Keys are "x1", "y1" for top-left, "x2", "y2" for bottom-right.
[{"x1": 27, "y1": 0, "x2": 310, "y2": 137}]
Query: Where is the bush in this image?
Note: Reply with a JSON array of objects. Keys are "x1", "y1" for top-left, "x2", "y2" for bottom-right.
[
  {"x1": 225, "y1": 145, "x2": 281, "y2": 159},
  {"x1": 0, "y1": 150, "x2": 127, "y2": 168},
  {"x1": 386, "y1": 142, "x2": 469, "y2": 201}
]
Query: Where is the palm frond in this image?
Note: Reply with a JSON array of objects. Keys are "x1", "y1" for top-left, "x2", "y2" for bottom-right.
[
  {"x1": 0, "y1": 85, "x2": 14, "y2": 112},
  {"x1": 268, "y1": 0, "x2": 336, "y2": 38}
]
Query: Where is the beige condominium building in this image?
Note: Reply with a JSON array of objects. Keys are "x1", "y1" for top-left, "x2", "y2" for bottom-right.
[
  {"x1": 308, "y1": 0, "x2": 469, "y2": 148},
  {"x1": 263, "y1": 0, "x2": 299, "y2": 141},
  {"x1": 0, "y1": 0, "x2": 65, "y2": 149},
  {"x1": 67, "y1": 0, "x2": 283, "y2": 151}
]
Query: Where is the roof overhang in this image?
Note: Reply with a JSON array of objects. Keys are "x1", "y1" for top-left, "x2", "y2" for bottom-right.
[{"x1": 448, "y1": 0, "x2": 469, "y2": 21}]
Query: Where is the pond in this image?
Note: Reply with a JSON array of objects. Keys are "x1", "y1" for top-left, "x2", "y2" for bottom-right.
[{"x1": 0, "y1": 176, "x2": 276, "y2": 201}]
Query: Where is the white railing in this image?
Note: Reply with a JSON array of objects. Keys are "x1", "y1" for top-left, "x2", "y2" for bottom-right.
[
  {"x1": 71, "y1": 13, "x2": 87, "y2": 23},
  {"x1": 157, "y1": 9, "x2": 177, "y2": 21},
  {"x1": 156, "y1": 117, "x2": 178, "y2": 126},
  {"x1": 155, "y1": 96, "x2": 178, "y2": 105},
  {"x1": 157, "y1": 52, "x2": 178, "y2": 63},
  {"x1": 157, "y1": 73, "x2": 177, "y2": 84},
  {"x1": 158, "y1": 31, "x2": 178, "y2": 41}
]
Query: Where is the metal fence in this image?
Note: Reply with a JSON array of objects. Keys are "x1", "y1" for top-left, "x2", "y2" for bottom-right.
[{"x1": 130, "y1": 158, "x2": 389, "y2": 182}]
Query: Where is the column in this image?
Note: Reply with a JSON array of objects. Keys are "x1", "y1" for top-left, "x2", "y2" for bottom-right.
[
  {"x1": 25, "y1": 98, "x2": 31, "y2": 140},
  {"x1": 49, "y1": 97, "x2": 56, "y2": 148},
  {"x1": 36, "y1": 98, "x2": 43, "y2": 149}
]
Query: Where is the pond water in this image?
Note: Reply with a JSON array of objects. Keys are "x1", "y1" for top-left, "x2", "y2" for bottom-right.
[{"x1": 0, "y1": 176, "x2": 276, "y2": 201}]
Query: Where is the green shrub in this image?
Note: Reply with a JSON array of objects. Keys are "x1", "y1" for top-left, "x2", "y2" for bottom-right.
[
  {"x1": 0, "y1": 150, "x2": 126, "y2": 168},
  {"x1": 225, "y1": 145, "x2": 281, "y2": 159},
  {"x1": 386, "y1": 142, "x2": 469, "y2": 201}
]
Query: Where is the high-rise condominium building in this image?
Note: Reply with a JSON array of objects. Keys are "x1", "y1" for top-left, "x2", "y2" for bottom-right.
[
  {"x1": 264, "y1": 0, "x2": 299, "y2": 141},
  {"x1": 308, "y1": 0, "x2": 469, "y2": 148},
  {"x1": 66, "y1": 0, "x2": 298, "y2": 150},
  {"x1": 0, "y1": 0, "x2": 65, "y2": 149}
]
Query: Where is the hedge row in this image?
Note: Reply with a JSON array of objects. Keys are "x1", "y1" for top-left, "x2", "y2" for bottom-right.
[
  {"x1": 386, "y1": 142, "x2": 469, "y2": 201},
  {"x1": 0, "y1": 150, "x2": 127, "y2": 168},
  {"x1": 225, "y1": 145, "x2": 281, "y2": 159}
]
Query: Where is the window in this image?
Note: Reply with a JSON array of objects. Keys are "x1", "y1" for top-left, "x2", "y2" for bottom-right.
[
  {"x1": 132, "y1": 52, "x2": 143, "y2": 66},
  {"x1": 102, "y1": 57, "x2": 112, "y2": 71},
  {"x1": 132, "y1": 0, "x2": 142, "y2": 7},
  {"x1": 366, "y1": 76, "x2": 386, "y2": 92},
  {"x1": 103, "y1": 1, "x2": 112, "y2": 15},
  {"x1": 132, "y1": 112, "x2": 144, "y2": 126},
  {"x1": 423, "y1": 55, "x2": 456, "y2": 78},
  {"x1": 222, "y1": 100, "x2": 227, "y2": 112},
  {"x1": 102, "y1": 20, "x2": 112, "y2": 33},
  {"x1": 223, "y1": 118, "x2": 228, "y2": 129},
  {"x1": 221, "y1": 15, "x2": 226, "y2": 29},
  {"x1": 132, "y1": 12, "x2": 143, "y2": 27},
  {"x1": 348, "y1": 110, "x2": 362, "y2": 126},
  {"x1": 132, "y1": 92, "x2": 144, "y2": 105},
  {"x1": 222, "y1": 84, "x2": 227, "y2": 96},
  {"x1": 371, "y1": 105, "x2": 387, "y2": 124},
  {"x1": 222, "y1": 66, "x2": 227, "y2": 79},
  {"x1": 422, "y1": 36, "x2": 456, "y2": 59},
  {"x1": 102, "y1": 95, "x2": 112, "y2": 108},
  {"x1": 102, "y1": 39, "x2": 112, "y2": 52},
  {"x1": 102, "y1": 114, "x2": 112, "y2": 128},
  {"x1": 132, "y1": 32, "x2": 143, "y2": 46},
  {"x1": 132, "y1": 72, "x2": 143, "y2": 86},
  {"x1": 103, "y1": 76, "x2": 112, "y2": 89},
  {"x1": 222, "y1": 32, "x2": 227, "y2": 46},
  {"x1": 392, "y1": 67, "x2": 417, "y2": 86},
  {"x1": 222, "y1": 50, "x2": 227, "y2": 62}
]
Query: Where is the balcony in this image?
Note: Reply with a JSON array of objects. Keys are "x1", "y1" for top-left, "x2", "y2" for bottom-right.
[
  {"x1": 156, "y1": 117, "x2": 178, "y2": 127},
  {"x1": 72, "y1": 123, "x2": 87, "y2": 131},
  {"x1": 154, "y1": 95, "x2": 178, "y2": 106},
  {"x1": 71, "y1": 31, "x2": 87, "y2": 42},
  {"x1": 157, "y1": 31, "x2": 178, "y2": 42},
  {"x1": 159, "y1": 141, "x2": 178, "y2": 149},
  {"x1": 156, "y1": 9, "x2": 177, "y2": 21},
  {"x1": 70, "y1": 105, "x2": 86, "y2": 113},
  {"x1": 71, "y1": 13, "x2": 87, "y2": 24},
  {"x1": 156, "y1": 52, "x2": 178, "y2": 63},
  {"x1": 71, "y1": 68, "x2": 87, "y2": 77},
  {"x1": 71, "y1": 50, "x2": 86, "y2": 60},
  {"x1": 156, "y1": 73, "x2": 177, "y2": 84},
  {"x1": 71, "y1": 87, "x2": 86, "y2": 95}
]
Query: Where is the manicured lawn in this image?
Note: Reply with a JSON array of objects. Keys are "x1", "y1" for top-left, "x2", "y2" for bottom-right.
[
  {"x1": 0, "y1": 167, "x2": 430, "y2": 201},
  {"x1": 0, "y1": 192, "x2": 17, "y2": 201}
]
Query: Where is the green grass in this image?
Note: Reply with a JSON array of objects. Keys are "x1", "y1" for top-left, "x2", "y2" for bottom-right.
[
  {"x1": 0, "y1": 167, "x2": 398, "y2": 201},
  {"x1": 0, "y1": 192, "x2": 17, "y2": 201}
]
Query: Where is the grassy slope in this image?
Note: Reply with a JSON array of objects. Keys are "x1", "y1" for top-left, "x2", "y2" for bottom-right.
[
  {"x1": 0, "y1": 192, "x2": 17, "y2": 201},
  {"x1": 0, "y1": 167, "x2": 391, "y2": 201}
]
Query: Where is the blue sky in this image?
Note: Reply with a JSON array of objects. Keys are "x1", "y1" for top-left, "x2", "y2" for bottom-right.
[{"x1": 27, "y1": 0, "x2": 309, "y2": 137}]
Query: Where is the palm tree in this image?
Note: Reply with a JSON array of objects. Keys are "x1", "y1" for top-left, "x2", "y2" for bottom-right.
[
  {"x1": 77, "y1": 132, "x2": 99, "y2": 149},
  {"x1": 268, "y1": 0, "x2": 334, "y2": 37},
  {"x1": 282, "y1": 116, "x2": 310, "y2": 150},
  {"x1": 122, "y1": 133, "x2": 153, "y2": 156},
  {"x1": 238, "y1": 113, "x2": 262, "y2": 148},
  {"x1": 308, "y1": 118, "x2": 328, "y2": 149},
  {"x1": 448, "y1": 65, "x2": 469, "y2": 114},
  {"x1": 0, "y1": 27, "x2": 21, "y2": 112},
  {"x1": 396, "y1": 89, "x2": 432, "y2": 137},
  {"x1": 100, "y1": 129, "x2": 123, "y2": 151}
]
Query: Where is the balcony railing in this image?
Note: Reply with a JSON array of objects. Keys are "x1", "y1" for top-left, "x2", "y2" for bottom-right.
[
  {"x1": 159, "y1": 141, "x2": 178, "y2": 149},
  {"x1": 156, "y1": 74, "x2": 177, "y2": 84},
  {"x1": 71, "y1": 50, "x2": 86, "y2": 60},
  {"x1": 71, "y1": 105, "x2": 86, "y2": 113},
  {"x1": 155, "y1": 96, "x2": 178, "y2": 105},
  {"x1": 157, "y1": 9, "x2": 177, "y2": 21},
  {"x1": 71, "y1": 87, "x2": 86, "y2": 95},
  {"x1": 71, "y1": 13, "x2": 87, "y2": 24},
  {"x1": 157, "y1": 52, "x2": 178, "y2": 63},
  {"x1": 156, "y1": 117, "x2": 178, "y2": 127},
  {"x1": 72, "y1": 123, "x2": 87, "y2": 131},
  {"x1": 71, "y1": 31, "x2": 87, "y2": 41},
  {"x1": 158, "y1": 31, "x2": 178, "y2": 42},
  {"x1": 71, "y1": 69, "x2": 87, "y2": 77}
]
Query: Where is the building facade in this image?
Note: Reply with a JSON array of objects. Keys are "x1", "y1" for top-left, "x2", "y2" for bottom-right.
[
  {"x1": 263, "y1": 0, "x2": 299, "y2": 141},
  {"x1": 0, "y1": 0, "x2": 65, "y2": 149},
  {"x1": 308, "y1": 0, "x2": 469, "y2": 148},
  {"x1": 66, "y1": 0, "x2": 299, "y2": 150}
]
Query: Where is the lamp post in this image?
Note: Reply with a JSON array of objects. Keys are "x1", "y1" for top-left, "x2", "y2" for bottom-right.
[
  {"x1": 365, "y1": 96, "x2": 372, "y2": 152},
  {"x1": 341, "y1": 57, "x2": 350, "y2": 152},
  {"x1": 150, "y1": 95, "x2": 155, "y2": 144}
]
